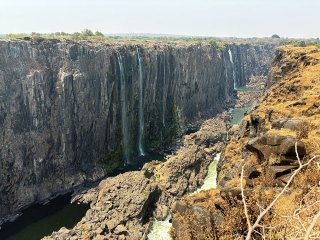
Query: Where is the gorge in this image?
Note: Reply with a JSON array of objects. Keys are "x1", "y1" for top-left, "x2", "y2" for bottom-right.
[
  {"x1": 0, "y1": 38, "x2": 277, "y2": 238},
  {"x1": 170, "y1": 45, "x2": 320, "y2": 240}
]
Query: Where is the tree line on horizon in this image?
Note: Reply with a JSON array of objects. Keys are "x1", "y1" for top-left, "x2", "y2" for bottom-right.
[
  {"x1": 2, "y1": 30, "x2": 320, "y2": 48},
  {"x1": 5, "y1": 29, "x2": 105, "y2": 41}
]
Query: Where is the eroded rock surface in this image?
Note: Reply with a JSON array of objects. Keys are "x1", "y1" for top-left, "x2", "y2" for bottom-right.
[
  {"x1": 171, "y1": 46, "x2": 320, "y2": 240},
  {"x1": 0, "y1": 39, "x2": 276, "y2": 221},
  {"x1": 43, "y1": 113, "x2": 230, "y2": 240}
]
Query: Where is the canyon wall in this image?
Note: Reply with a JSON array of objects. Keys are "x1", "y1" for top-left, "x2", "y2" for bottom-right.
[
  {"x1": 0, "y1": 39, "x2": 276, "y2": 220},
  {"x1": 170, "y1": 45, "x2": 320, "y2": 240}
]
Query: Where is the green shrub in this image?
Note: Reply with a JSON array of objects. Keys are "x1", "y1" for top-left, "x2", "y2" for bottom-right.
[
  {"x1": 208, "y1": 39, "x2": 218, "y2": 46},
  {"x1": 103, "y1": 148, "x2": 124, "y2": 173},
  {"x1": 82, "y1": 29, "x2": 94, "y2": 37},
  {"x1": 95, "y1": 31, "x2": 104, "y2": 37},
  {"x1": 71, "y1": 32, "x2": 82, "y2": 40}
]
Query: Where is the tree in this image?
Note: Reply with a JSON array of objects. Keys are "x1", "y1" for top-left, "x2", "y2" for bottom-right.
[
  {"x1": 272, "y1": 34, "x2": 281, "y2": 39},
  {"x1": 71, "y1": 32, "x2": 82, "y2": 40},
  {"x1": 95, "y1": 31, "x2": 104, "y2": 37},
  {"x1": 208, "y1": 39, "x2": 218, "y2": 46},
  {"x1": 82, "y1": 29, "x2": 94, "y2": 37}
]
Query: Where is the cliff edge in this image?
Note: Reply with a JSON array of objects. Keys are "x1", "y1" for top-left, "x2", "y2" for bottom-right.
[
  {"x1": 0, "y1": 39, "x2": 276, "y2": 222},
  {"x1": 171, "y1": 46, "x2": 320, "y2": 239}
]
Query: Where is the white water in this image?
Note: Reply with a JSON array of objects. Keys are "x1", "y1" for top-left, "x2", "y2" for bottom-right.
[
  {"x1": 148, "y1": 104, "x2": 249, "y2": 239},
  {"x1": 228, "y1": 49, "x2": 237, "y2": 90},
  {"x1": 137, "y1": 47, "x2": 146, "y2": 156},
  {"x1": 197, "y1": 152, "x2": 220, "y2": 191},
  {"x1": 162, "y1": 56, "x2": 167, "y2": 127},
  {"x1": 147, "y1": 215, "x2": 172, "y2": 240},
  {"x1": 117, "y1": 53, "x2": 130, "y2": 165},
  {"x1": 223, "y1": 57, "x2": 229, "y2": 84},
  {"x1": 148, "y1": 153, "x2": 221, "y2": 240}
]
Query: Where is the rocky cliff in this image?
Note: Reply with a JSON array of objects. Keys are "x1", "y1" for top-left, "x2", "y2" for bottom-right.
[
  {"x1": 0, "y1": 39, "x2": 276, "y2": 221},
  {"x1": 44, "y1": 113, "x2": 229, "y2": 240},
  {"x1": 171, "y1": 46, "x2": 320, "y2": 239}
]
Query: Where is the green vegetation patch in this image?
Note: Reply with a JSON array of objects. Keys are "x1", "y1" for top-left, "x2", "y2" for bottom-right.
[{"x1": 103, "y1": 147, "x2": 124, "y2": 174}]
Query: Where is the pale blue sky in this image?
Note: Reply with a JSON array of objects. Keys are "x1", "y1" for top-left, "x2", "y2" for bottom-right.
[{"x1": 0, "y1": 0, "x2": 319, "y2": 38}]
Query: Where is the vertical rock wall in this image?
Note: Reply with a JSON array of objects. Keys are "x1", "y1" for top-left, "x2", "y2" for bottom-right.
[{"x1": 0, "y1": 39, "x2": 276, "y2": 220}]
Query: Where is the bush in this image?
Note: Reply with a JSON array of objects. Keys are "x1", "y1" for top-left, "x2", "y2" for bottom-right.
[
  {"x1": 81, "y1": 29, "x2": 94, "y2": 37},
  {"x1": 208, "y1": 39, "x2": 225, "y2": 50},
  {"x1": 95, "y1": 31, "x2": 104, "y2": 37},
  {"x1": 71, "y1": 32, "x2": 82, "y2": 40},
  {"x1": 272, "y1": 34, "x2": 280, "y2": 39},
  {"x1": 208, "y1": 39, "x2": 218, "y2": 46}
]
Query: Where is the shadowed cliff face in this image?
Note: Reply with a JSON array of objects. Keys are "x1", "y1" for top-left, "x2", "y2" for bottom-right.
[{"x1": 0, "y1": 39, "x2": 276, "y2": 220}]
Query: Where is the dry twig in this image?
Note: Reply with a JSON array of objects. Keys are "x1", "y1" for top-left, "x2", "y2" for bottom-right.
[{"x1": 241, "y1": 142, "x2": 319, "y2": 240}]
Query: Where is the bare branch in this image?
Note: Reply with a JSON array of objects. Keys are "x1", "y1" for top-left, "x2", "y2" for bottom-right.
[
  {"x1": 241, "y1": 164, "x2": 252, "y2": 232},
  {"x1": 304, "y1": 210, "x2": 320, "y2": 240},
  {"x1": 243, "y1": 142, "x2": 318, "y2": 240}
]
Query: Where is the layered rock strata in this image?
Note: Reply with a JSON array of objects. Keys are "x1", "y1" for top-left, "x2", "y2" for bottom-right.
[
  {"x1": 44, "y1": 113, "x2": 230, "y2": 239},
  {"x1": 0, "y1": 39, "x2": 276, "y2": 221}
]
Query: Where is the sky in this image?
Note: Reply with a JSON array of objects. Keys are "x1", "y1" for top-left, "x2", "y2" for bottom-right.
[{"x1": 0, "y1": 0, "x2": 319, "y2": 38}]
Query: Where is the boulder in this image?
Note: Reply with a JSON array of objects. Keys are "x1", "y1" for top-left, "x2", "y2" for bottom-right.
[
  {"x1": 171, "y1": 200, "x2": 220, "y2": 239},
  {"x1": 269, "y1": 165, "x2": 298, "y2": 178},
  {"x1": 154, "y1": 204, "x2": 169, "y2": 220},
  {"x1": 279, "y1": 137, "x2": 306, "y2": 157},
  {"x1": 172, "y1": 201, "x2": 189, "y2": 216},
  {"x1": 250, "y1": 114, "x2": 264, "y2": 137},
  {"x1": 237, "y1": 119, "x2": 250, "y2": 138},
  {"x1": 271, "y1": 119, "x2": 304, "y2": 131},
  {"x1": 246, "y1": 135, "x2": 306, "y2": 162},
  {"x1": 113, "y1": 225, "x2": 128, "y2": 235}
]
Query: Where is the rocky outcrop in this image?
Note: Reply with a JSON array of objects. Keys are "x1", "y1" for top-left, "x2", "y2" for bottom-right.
[
  {"x1": 0, "y1": 39, "x2": 276, "y2": 221},
  {"x1": 228, "y1": 44, "x2": 275, "y2": 87},
  {"x1": 43, "y1": 113, "x2": 230, "y2": 240},
  {"x1": 235, "y1": 76, "x2": 267, "y2": 108},
  {"x1": 271, "y1": 118, "x2": 304, "y2": 131},
  {"x1": 171, "y1": 46, "x2": 320, "y2": 240},
  {"x1": 246, "y1": 135, "x2": 306, "y2": 161}
]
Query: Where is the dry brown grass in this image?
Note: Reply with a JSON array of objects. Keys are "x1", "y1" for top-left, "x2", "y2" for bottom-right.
[
  {"x1": 172, "y1": 46, "x2": 320, "y2": 240},
  {"x1": 239, "y1": 46, "x2": 320, "y2": 239}
]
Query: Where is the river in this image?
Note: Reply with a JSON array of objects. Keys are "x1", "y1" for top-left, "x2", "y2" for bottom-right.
[
  {"x1": 0, "y1": 154, "x2": 164, "y2": 240},
  {"x1": 147, "y1": 103, "x2": 250, "y2": 240},
  {"x1": 0, "y1": 99, "x2": 251, "y2": 240}
]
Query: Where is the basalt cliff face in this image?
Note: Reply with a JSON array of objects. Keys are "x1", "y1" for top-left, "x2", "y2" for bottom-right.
[
  {"x1": 44, "y1": 113, "x2": 229, "y2": 240},
  {"x1": 171, "y1": 46, "x2": 320, "y2": 239},
  {"x1": 0, "y1": 39, "x2": 276, "y2": 221}
]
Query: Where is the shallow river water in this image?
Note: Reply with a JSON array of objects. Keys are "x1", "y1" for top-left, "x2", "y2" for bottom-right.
[
  {"x1": 147, "y1": 153, "x2": 221, "y2": 240},
  {"x1": 0, "y1": 154, "x2": 164, "y2": 240},
  {"x1": 0, "y1": 195, "x2": 89, "y2": 240},
  {"x1": 0, "y1": 104, "x2": 250, "y2": 240},
  {"x1": 147, "y1": 104, "x2": 249, "y2": 240}
]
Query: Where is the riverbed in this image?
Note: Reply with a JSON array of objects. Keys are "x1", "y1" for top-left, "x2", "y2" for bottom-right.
[
  {"x1": 0, "y1": 195, "x2": 89, "y2": 240},
  {"x1": 0, "y1": 106, "x2": 250, "y2": 240},
  {"x1": 147, "y1": 104, "x2": 249, "y2": 240},
  {"x1": 0, "y1": 153, "x2": 164, "y2": 240}
]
